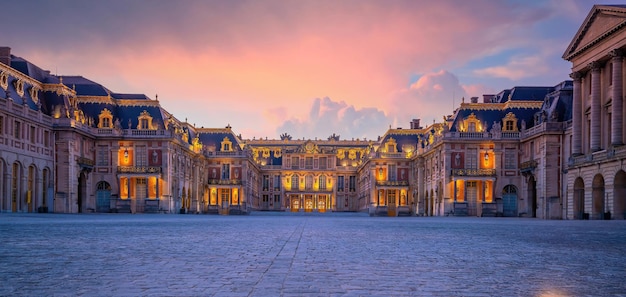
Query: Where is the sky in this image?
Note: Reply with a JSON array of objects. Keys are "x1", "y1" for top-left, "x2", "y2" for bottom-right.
[{"x1": 1, "y1": 0, "x2": 621, "y2": 140}]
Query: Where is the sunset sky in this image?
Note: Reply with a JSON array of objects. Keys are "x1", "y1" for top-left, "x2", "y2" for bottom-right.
[{"x1": 1, "y1": 0, "x2": 618, "y2": 140}]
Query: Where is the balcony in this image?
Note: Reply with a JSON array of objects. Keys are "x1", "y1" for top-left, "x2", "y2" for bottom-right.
[
  {"x1": 451, "y1": 168, "x2": 496, "y2": 177},
  {"x1": 375, "y1": 180, "x2": 409, "y2": 186},
  {"x1": 117, "y1": 166, "x2": 162, "y2": 174},
  {"x1": 77, "y1": 157, "x2": 94, "y2": 171},
  {"x1": 519, "y1": 159, "x2": 537, "y2": 174},
  {"x1": 208, "y1": 179, "x2": 242, "y2": 185}
]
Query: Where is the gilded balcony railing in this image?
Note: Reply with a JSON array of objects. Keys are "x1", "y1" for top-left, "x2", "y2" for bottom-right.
[
  {"x1": 519, "y1": 160, "x2": 537, "y2": 173},
  {"x1": 451, "y1": 168, "x2": 496, "y2": 176},
  {"x1": 208, "y1": 179, "x2": 242, "y2": 185},
  {"x1": 375, "y1": 180, "x2": 409, "y2": 186},
  {"x1": 117, "y1": 166, "x2": 162, "y2": 174}
]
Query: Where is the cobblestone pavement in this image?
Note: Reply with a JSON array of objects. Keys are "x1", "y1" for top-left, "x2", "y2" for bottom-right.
[{"x1": 1, "y1": 213, "x2": 625, "y2": 297}]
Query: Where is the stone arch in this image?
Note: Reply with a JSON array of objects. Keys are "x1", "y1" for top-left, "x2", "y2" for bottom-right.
[
  {"x1": 527, "y1": 175, "x2": 537, "y2": 217},
  {"x1": 27, "y1": 164, "x2": 37, "y2": 212},
  {"x1": 573, "y1": 177, "x2": 585, "y2": 219},
  {"x1": 614, "y1": 170, "x2": 626, "y2": 219},
  {"x1": 592, "y1": 174, "x2": 605, "y2": 220},
  {"x1": 41, "y1": 167, "x2": 51, "y2": 212}
]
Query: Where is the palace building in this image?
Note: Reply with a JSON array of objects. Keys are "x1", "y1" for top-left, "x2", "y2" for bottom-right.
[{"x1": 0, "y1": 5, "x2": 624, "y2": 219}]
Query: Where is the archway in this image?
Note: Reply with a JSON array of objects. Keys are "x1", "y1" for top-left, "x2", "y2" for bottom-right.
[
  {"x1": 11, "y1": 162, "x2": 21, "y2": 212},
  {"x1": 27, "y1": 165, "x2": 35, "y2": 212},
  {"x1": 502, "y1": 185, "x2": 518, "y2": 217},
  {"x1": 96, "y1": 181, "x2": 111, "y2": 213},
  {"x1": 528, "y1": 176, "x2": 537, "y2": 217},
  {"x1": 429, "y1": 189, "x2": 434, "y2": 216},
  {"x1": 77, "y1": 171, "x2": 87, "y2": 213},
  {"x1": 424, "y1": 191, "x2": 429, "y2": 216},
  {"x1": 573, "y1": 177, "x2": 585, "y2": 219},
  {"x1": 592, "y1": 174, "x2": 605, "y2": 220},
  {"x1": 614, "y1": 170, "x2": 626, "y2": 219}
]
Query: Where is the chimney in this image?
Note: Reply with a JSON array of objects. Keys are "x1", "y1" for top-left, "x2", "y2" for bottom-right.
[
  {"x1": 470, "y1": 97, "x2": 479, "y2": 103},
  {"x1": 410, "y1": 119, "x2": 422, "y2": 129},
  {"x1": 483, "y1": 94, "x2": 495, "y2": 103},
  {"x1": 0, "y1": 47, "x2": 10, "y2": 66}
]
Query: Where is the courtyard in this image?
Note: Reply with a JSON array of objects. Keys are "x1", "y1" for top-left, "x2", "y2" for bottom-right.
[{"x1": 1, "y1": 213, "x2": 625, "y2": 297}]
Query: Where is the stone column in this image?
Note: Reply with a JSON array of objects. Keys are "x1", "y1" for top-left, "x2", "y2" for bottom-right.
[
  {"x1": 571, "y1": 72, "x2": 583, "y2": 155},
  {"x1": 590, "y1": 61, "x2": 602, "y2": 152},
  {"x1": 612, "y1": 49, "x2": 624, "y2": 146},
  {"x1": 417, "y1": 160, "x2": 424, "y2": 215}
]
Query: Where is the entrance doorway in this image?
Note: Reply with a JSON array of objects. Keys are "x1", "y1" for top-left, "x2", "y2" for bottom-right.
[{"x1": 502, "y1": 185, "x2": 518, "y2": 217}]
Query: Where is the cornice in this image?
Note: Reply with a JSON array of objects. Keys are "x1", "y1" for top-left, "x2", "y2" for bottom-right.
[
  {"x1": 116, "y1": 99, "x2": 161, "y2": 107},
  {"x1": 0, "y1": 63, "x2": 46, "y2": 89}
]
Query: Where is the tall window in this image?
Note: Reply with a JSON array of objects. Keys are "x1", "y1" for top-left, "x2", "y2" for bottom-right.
[
  {"x1": 135, "y1": 146, "x2": 147, "y2": 166},
  {"x1": 388, "y1": 164, "x2": 397, "y2": 181},
  {"x1": 291, "y1": 175, "x2": 299, "y2": 190},
  {"x1": 337, "y1": 176, "x2": 344, "y2": 192},
  {"x1": 30, "y1": 126, "x2": 36, "y2": 143},
  {"x1": 291, "y1": 157, "x2": 299, "y2": 169},
  {"x1": 319, "y1": 175, "x2": 327, "y2": 190},
  {"x1": 466, "y1": 149, "x2": 477, "y2": 169},
  {"x1": 504, "y1": 148, "x2": 516, "y2": 169},
  {"x1": 319, "y1": 157, "x2": 327, "y2": 169},
  {"x1": 349, "y1": 176, "x2": 356, "y2": 192},
  {"x1": 273, "y1": 175, "x2": 281, "y2": 190},
  {"x1": 14, "y1": 120, "x2": 21, "y2": 139},
  {"x1": 305, "y1": 157, "x2": 313, "y2": 169},
  {"x1": 222, "y1": 164, "x2": 230, "y2": 179},
  {"x1": 43, "y1": 130, "x2": 49, "y2": 146},
  {"x1": 263, "y1": 175, "x2": 269, "y2": 191},
  {"x1": 97, "y1": 145, "x2": 109, "y2": 166},
  {"x1": 305, "y1": 175, "x2": 313, "y2": 190},
  {"x1": 0, "y1": 115, "x2": 3, "y2": 134}
]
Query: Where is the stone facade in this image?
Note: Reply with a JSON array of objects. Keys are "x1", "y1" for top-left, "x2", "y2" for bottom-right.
[{"x1": 1, "y1": 5, "x2": 624, "y2": 219}]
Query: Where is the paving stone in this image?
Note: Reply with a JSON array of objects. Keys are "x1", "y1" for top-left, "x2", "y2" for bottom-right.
[{"x1": 0, "y1": 213, "x2": 625, "y2": 296}]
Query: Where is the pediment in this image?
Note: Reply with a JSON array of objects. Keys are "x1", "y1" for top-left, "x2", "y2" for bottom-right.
[{"x1": 563, "y1": 5, "x2": 626, "y2": 60}]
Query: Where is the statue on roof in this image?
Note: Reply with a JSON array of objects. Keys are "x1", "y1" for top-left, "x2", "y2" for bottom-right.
[{"x1": 280, "y1": 133, "x2": 292, "y2": 141}]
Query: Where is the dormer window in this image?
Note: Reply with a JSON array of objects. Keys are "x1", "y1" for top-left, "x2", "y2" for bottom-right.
[
  {"x1": 384, "y1": 137, "x2": 398, "y2": 153},
  {"x1": 505, "y1": 121, "x2": 514, "y2": 131},
  {"x1": 98, "y1": 108, "x2": 113, "y2": 129},
  {"x1": 136, "y1": 110, "x2": 155, "y2": 130},
  {"x1": 97, "y1": 108, "x2": 114, "y2": 129},
  {"x1": 220, "y1": 137, "x2": 233, "y2": 152},
  {"x1": 502, "y1": 112, "x2": 518, "y2": 132},
  {"x1": 468, "y1": 122, "x2": 477, "y2": 132}
]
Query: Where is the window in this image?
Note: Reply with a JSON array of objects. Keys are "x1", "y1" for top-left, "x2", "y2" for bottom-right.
[
  {"x1": 140, "y1": 119, "x2": 149, "y2": 130},
  {"x1": 14, "y1": 120, "x2": 21, "y2": 139},
  {"x1": 135, "y1": 146, "x2": 147, "y2": 166},
  {"x1": 44, "y1": 130, "x2": 49, "y2": 146},
  {"x1": 349, "y1": 176, "x2": 356, "y2": 192},
  {"x1": 505, "y1": 121, "x2": 514, "y2": 131},
  {"x1": 387, "y1": 190, "x2": 396, "y2": 204},
  {"x1": 274, "y1": 194, "x2": 280, "y2": 203},
  {"x1": 305, "y1": 175, "x2": 313, "y2": 190},
  {"x1": 97, "y1": 145, "x2": 109, "y2": 166},
  {"x1": 222, "y1": 164, "x2": 230, "y2": 179},
  {"x1": 291, "y1": 175, "x2": 299, "y2": 190},
  {"x1": 102, "y1": 117, "x2": 111, "y2": 128},
  {"x1": 262, "y1": 195, "x2": 269, "y2": 203},
  {"x1": 319, "y1": 175, "x2": 327, "y2": 190},
  {"x1": 263, "y1": 175, "x2": 269, "y2": 191},
  {"x1": 504, "y1": 148, "x2": 516, "y2": 169},
  {"x1": 468, "y1": 122, "x2": 476, "y2": 132},
  {"x1": 337, "y1": 176, "x2": 344, "y2": 192},
  {"x1": 0, "y1": 115, "x2": 3, "y2": 134},
  {"x1": 305, "y1": 157, "x2": 313, "y2": 169},
  {"x1": 30, "y1": 126, "x2": 35, "y2": 143},
  {"x1": 466, "y1": 149, "x2": 477, "y2": 169},
  {"x1": 274, "y1": 175, "x2": 281, "y2": 191},
  {"x1": 291, "y1": 157, "x2": 299, "y2": 169},
  {"x1": 388, "y1": 164, "x2": 397, "y2": 181},
  {"x1": 319, "y1": 157, "x2": 327, "y2": 169}
]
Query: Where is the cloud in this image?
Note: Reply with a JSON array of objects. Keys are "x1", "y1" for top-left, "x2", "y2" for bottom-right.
[
  {"x1": 473, "y1": 54, "x2": 551, "y2": 80},
  {"x1": 275, "y1": 97, "x2": 390, "y2": 140},
  {"x1": 389, "y1": 70, "x2": 466, "y2": 127}
]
